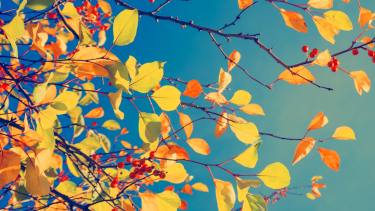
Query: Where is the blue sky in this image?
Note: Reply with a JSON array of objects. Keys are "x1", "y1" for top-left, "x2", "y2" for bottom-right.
[{"x1": 2, "y1": 0, "x2": 375, "y2": 210}]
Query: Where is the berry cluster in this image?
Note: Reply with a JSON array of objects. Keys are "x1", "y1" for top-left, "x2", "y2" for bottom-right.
[
  {"x1": 57, "y1": 170, "x2": 70, "y2": 182},
  {"x1": 367, "y1": 50, "x2": 375, "y2": 63},
  {"x1": 74, "y1": 1, "x2": 110, "y2": 35},
  {"x1": 302, "y1": 46, "x2": 319, "y2": 58},
  {"x1": 327, "y1": 57, "x2": 340, "y2": 72},
  {"x1": 264, "y1": 188, "x2": 288, "y2": 204}
]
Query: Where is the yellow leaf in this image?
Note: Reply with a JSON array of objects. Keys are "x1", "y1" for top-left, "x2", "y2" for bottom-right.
[
  {"x1": 228, "y1": 50, "x2": 241, "y2": 71},
  {"x1": 215, "y1": 112, "x2": 228, "y2": 138},
  {"x1": 163, "y1": 163, "x2": 188, "y2": 184},
  {"x1": 313, "y1": 16, "x2": 339, "y2": 44},
  {"x1": 308, "y1": 0, "x2": 333, "y2": 9},
  {"x1": 121, "y1": 141, "x2": 132, "y2": 148},
  {"x1": 280, "y1": 9, "x2": 308, "y2": 33},
  {"x1": 130, "y1": 61, "x2": 165, "y2": 93},
  {"x1": 239, "y1": 104, "x2": 265, "y2": 115},
  {"x1": 308, "y1": 112, "x2": 328, "y2": 131},
  {"x1": 313, "y1": 49, "x2": 331, "y2": 66},
  {"x1": 84, "y1": 107, "x2": 104, "y2": 118},
  {"x1": 39, "y1": 85, "x2": 56, "y2": 105},
  {"x1": 39, "y1": 107, "x2": 57, "y2": 129},
  {"x1": 98, "y1": 0, "x2": 112, "y2": 15},
  {"x1": 332, "y1": 126, "x2": 356, "y2": 140},
  {"x1": 192, "y1": 182, "x2": 209, "y2": 192},
  {"x1": 218, "y1": 68, "x2": 232, "y2": 94},
  {"x1": 324, "y1": 10, "x2": 353, "y2": 31},
  {"x1": 257, "y1": 162, "x2": 291, "y2": 189},
  {"x1": 229, "y1": 90, "x2": 251, "y2": 106},
  {"x1": 228, "y1": 114, "x2": 260, "y2": 144},
  {"x1": 359, "y1": 7, "x2": 372, "y2": 29},
  {"x1": 306, "y1": 193, "x2": 316, "y2": 200},
  {"x1": 235, "y1": 178, "x2": 261, "y2": 202},
  {"x1": 140, "y1": 190, "x2": 181, "y2": 211},
  {"x1": 0, "y1": 150, "x2": 21, "y2": 189},
  {"x1": 214, "y1": 179, "x2": 236, "y2": 211},
  {"x1": 151, "y1": 86, "x2": 181, "y2": 111},
  {"x1": 49, "y1": 91, "x2": 79, "y2": 115},
  {"x1": 139, "y1": 112, "x2": 161, "y2": 143},
  {"x1": 102, "y1": 119, "x2": 121, "y2": 130},
  {"x1": 205, "y1": 92, "x2": 228, "y2": 104},
  {"x1": 108, "y1": 88, "x2": 124, "y2": 119},
  {"x1": 234, "y1": 144, "x2": 258, "y2": 168},
  {"x1": 351, "y1": 70, "x2": 371, "y2": 95},
  {"x1": 360, "y1": 37, "x2": 374, "y2": 49},
  {"x1": 179, "y1": 112, "x2": 193, "y2": 139},
  {"x1": 187, "y1": 138, "x2": 210, "y2": 155},
  {"x1": 311, "y1": 176, "x2": 323, "y2": 183},
  {"x1": 278, "y1": 66, "x2": 315, "y2": 85}
]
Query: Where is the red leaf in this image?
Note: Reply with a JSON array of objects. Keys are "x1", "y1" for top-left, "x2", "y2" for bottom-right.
[
  {"x1": 182, "y1": 80, "x2": 202, "y2": 98},
  {"x1": 179, "y1": 200, "x2": 188, "y2": 210},
  {"x1": 164, "y1": 186, "x2": 175, "y2": 192},
  {"x1": 318, "y1": 148, "x2": 340, "y2": 171},
  {"x1": 181, "y1": 184, "x2": 193, "y2": 194}
]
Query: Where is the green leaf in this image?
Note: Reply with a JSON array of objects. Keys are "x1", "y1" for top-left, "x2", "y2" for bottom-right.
[
  {"x1": 234, "y1": 144, "x2": 258, "y2": 168},
  {"x1": 100, "y1": 168, "x2": 129, "y2": 183},
  {"x1": 157, "y1": 191, "x2": 181, "y2": 211},
  {"x1": 228, "y1": 115, "x2": 260, "y2": 144},
  {"x1": 324, "y1": 10, "x2": 353, "y2": 31},
  {"x1": 33, "y1": 73, "x2": 54, "y2": 105},
  {"x1": 235, "y1": 178, "x2": 261, "y2": 202},
  {"x1": 74, "y1": 137, "x2": 101, "y2": 155},
  {"x1": 12, "y1": 0, "x2": 54, "y2": 11},
  {"x1": 151, "y1": 86, "x2": 181, "y2": 111},
  {"x1": 139, "y1": 112, "x2": 161, "y2": 143},
  {"x1": 242, "y1": 194, "x2": 267, "y2": 211},
  {"x1": 102, "y1": 120, "x2": 121, "y2": 130},
  {"x1": 49, "y1": 91, "x2": 79, "y2": 115},
  {"x1": 17, "y1": 0, "x2": 27, "y2": 14},
  {"x1": 68, "y1": 106, "x2": 85, "y2": 138},
  {"x1": 214, "y1": 179, "x2": 236, "y2": 211},
  {"x1": 229, "y1": 90, "x2": 251, "y2": 106},
  {"x1": 106, "y1": 62, "x2": 130, "y2": 93},
  {"x1": 98, "y1": 133, "x2": 111, "y2": 153},
  {"x1": 108, "y1": 88, "x2": 124, "y2": 120},
  {"x1": 130, "y1": 61, "x2": 165, "y2": 93},
  {"x1": 67, "y1": 156, "x2": 80, "y2": 177},
  {"x1": 53, "y1": 118, "x2": 62, "y2": 134},
  {"x1": 113, "y1": 9, "x2": 138, "y2": 46},
  {"x1": 55, "y1": 181, "x2": 77, "y2": 194},
  {"x1": 61, "y1": 2, "x2": 80, "y2": 19},
  {"x1": 125, "y1": 55, "x2": 139, "y2": 79},
  {"x1": 79, "y1": 95, "x2": 94, "y2": 106},
  {"x1": 79, "y1": 21, "x2": 96, "y2": 46},
  {"x1": 257, "y1": 162, "x2": 291, "y2": 189}
]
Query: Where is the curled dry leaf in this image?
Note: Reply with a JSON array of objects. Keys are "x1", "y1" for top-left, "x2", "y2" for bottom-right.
[
  {"x1": 238, "y1": 0, "x2": 253, "y2": 9},
  {"x1": 84, "y1": 107, "x2": 104, "y2": 118},
  {"x1": 351, "y1": 70, "x2": 371, "y2": 95},
  {"x1": 307, "y1": 112, "x2": 328, "y2": 131},
  {"x1": 313, "y1": 49, "x2": 331, "y2": 66},
  {"x1": 215, "y1": 112, "x2": 228, "y2": 139},
  {"x1": 318, "y1": 148, "x2": 340, "y2": 171},
  {"x1": 182, "y1": 80, "x2": 202, "y2": 98},
  {"x1": 292, "y1": 137, "x2": 315, "y2": 165},
  {"x1": 120, "y1": 127, "x2": 129, "y2": 135},
  {"x1": 332, "y1": 126, "x2": 356, "y2": 140},
  {"x1": 218, "y1": 68, "x2": 232, "y2": 94},
  {"x1": 308, "y1": 0, "x2": 333, "y2": 9},
  {"x1": 278, "y1": 66, "x2": 315, "y2": 85},
  {"x1": 39, "y1": 85, "x2": 57, "y2": 105},
  {"x1": 358, "y1": 7, "x2": 372, "y2": 29},
  {"x1": 228, "y1": 50, "x2": 241, "y2": 71},
  {"x1": 280, "y1": 9, "x2": 308, "y2": 33},
  {"x1": 179, "y1": 112, "x2": 193, "y2": 139},
  {"x1": 214, "y1": 179, "x2": 236, "y2": 211},
  {"x1": 360, "y1": 37, "x2": 374, "y2": 49},
  {"x1": 205, "y1": 92, "x2": 228, "y2": 104},
  {"x1": 313, "y1": 16, "x2": 339, "y2": 44}
]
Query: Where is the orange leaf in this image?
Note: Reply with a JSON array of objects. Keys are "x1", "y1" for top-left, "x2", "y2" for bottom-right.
[
  {"x1": 307, "y1": 112, "x2": 328, "y2": 131},
  {"x1": 164, "y1": 186, "x2": 175, "y2": 192},
  {"x1": 312, "y1": 186, "x2": 322, "y2": 197},
  {"x1": 280, "y1": 9, "x2": 308, "y2": 33},
  {"x1": 318, "y1": 148, "x2": 340, "y2": 171},
  {"x1": 160, "y1": 112, "x2": 172, "y2": 140},
  {"x1": 292, "y1": 137, "x2": 315, "y2": 165},
  {"x1": 312, "y1": 183, "x2": 326, "y2": 188},
  {"x1": 342, "y1": 0, "x2": 349, "y2": 2},
  {"x1": 182, "y1": 184, "x2": 193, "y2": 194},
  {"x1": 278, "y1": 66, "x2": 315, "y2": 85},
  {"x1": 121, "y1": 141, "x2": 131, "y2": 149},
  {"x1": 182, "y1": 80, "x2": 202, "y2": 98},
  {"x1": 43, "y1": 27, "x2": 56, "y2": 36},
  {"x1": 238, "y1": 0, "x2": 253, "y2": 9},
  {"x1": 0, "y1": 150, "x2": 21, "y2": 189},
  {"x1": 308, "y1": 0, "x2": 333, "y2": 9},
  {"x1": 51, "y1": 153, "x2": 62, "y2": 169},
  {"x1": 39, "y1": 85, "x2": 57, "y2": 105},
  {"x1": 312, "y1": 16, "x2": 339, "y2": 44},
  {"x1": 351, "y1": 70, "x2": 371, "y2": 95},
  {"x1": 359, "y1": 7, "x2": 372, "y2": 29},
  {"x1": 120, "y1": 127, "x2": 129, "y2": 135},
  {"x1": 186, "y1": 138, "x2": 210, "y2": 155},
  {"x1": 179, "y1": 112, "x2": 193, "y2": 139},
  {"x1": 361, "y1": 37, "x2": 374, "y2": 49},
  {"x1": 16, "y1": 97, "x2": 27, "y2": 117},
  {"x1": 84, "y1": 107, "x2": 104, "y2": 118},
  {"x1": 205, "y1": 92, "x2": 228, "y2": 104},
  {"x1": 215, "y1": 112, "x2": 228, "y2": 138},
  {"x1": 179, "y1": 200, "x2": 188, "y2": 210},
  {"x1": 228, "y1": 50, "x2": 241, "y2": 71}
]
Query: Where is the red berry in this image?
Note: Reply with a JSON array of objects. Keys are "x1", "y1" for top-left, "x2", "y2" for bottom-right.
[
  {"x1": 76, "y1": 6, "x2": 81, "y2": 13},
  {"x1": 352, "y1": 49, "x2": 359, "y2": 56},
  {"x1": 312, "y1": 48, "x2": 319, "y2": 54},
  {"x1": 26, "y1": 67, "x2": 31, "y2": 72},
  {"x1": 104, "y1": 25, "x2": 110, "y2": 31},
  {"x1": 149, "y1": 0, "x2": 155, "y2": 3},
  {"x1": 333, "y1": 59, "x2": 339, "y2": 66},
  {"x1": 139, "y1": 159, "x2": 145, "y2": 165},
  {"x1": 112, "y1": 209, "x2": 117, "y2": 211},
  {"x1": 153, "y1": 170, "x2": 159, "y2": 176},
  {"x1": 368, "y1": 51, "x2": 374, "y2": 57},
  {"x1": 92, "y1": 7, "x2": 97, "y2": 12},
  {"x1": 93, "y1": 11, "x2": 99, "y2": 17},
  {"x1": 93, "y1": 154, "x2": 99, "y2": 160},
  {"x1": 84, "y1": 1, "x2": 89, "y2": 6},
  {"x1": 134, "y1": 168, "x2": 140, "y2": 174},
  {"x1": 131, "y1": 160, "x2": 139, "y2": 167},
  {"x1": 309, "y1": 52, "x2": 316, "y2": 58},
  {"x1": 100, "y1": 26, "x2": 105, "y2": 31},
  {"x1": 159, "y1": 172, "x2": 166, "y2": 179},
  {"x1": 146, "y1": 167, "x2": 153, "y2": 173},
  {"x1": 302, "y1": 46, "x2": 309, "y2": 53},
  {"x1": 80, "y1": 5, "x2": 86, "y2": 10},
  {"x1": 90, "y1": 28, "x2": 96, "y2": 34},
  {"x1": 32, "y1": 75, "x2": 38, "y2": 81},
  {"x1": 96, "y1": 3, "x2": 100, "y2": 8},
  {"x1": 126, "y1": 156, "x2": 133, "y2": 162},
  {"x1": 92, "y1": 121, "x2": 97, "y2": 126},
  {"x1": 110, "y1": 181, "x2": 118, "y2": 188},
  {"x1": 48, "y1": 13, "x2": 57, "y2": 19},
  {"x1": 0, "y1": 19, "x2": 4, "y2": 27},
  {"x1": 108, "y1": 81, "x2": 112, "y2": 86},
  {"x1": 150, "y1": 151, "x2": 155, "y2": 158},
  {"x1": 372, "y1": 57, "x2": 375, "y2": 63},
  {"x1": 20, "y1": 64, "x2": 25, "y2": 68},
  {"x1": 113, "y1": 176, "x2": 119, "y2": 183},
  {"x1": 331, "y1": 66, "x2": 337, "y2": 72},
  {"x1": 140, "y1": 166, "x2": 146, "y2": 173},
  {"x1": 2, "y1": 83, "x2": 9, "y2": 90},
  {"x1": 130, "y1": 172, "x2": 136, "y2": 179},
  {"x1": 117, "y1": 162, "x2": 125, "y2": 169},
  {"x1": 97, "y1": 169, "x2": 101, "y2": 175}
]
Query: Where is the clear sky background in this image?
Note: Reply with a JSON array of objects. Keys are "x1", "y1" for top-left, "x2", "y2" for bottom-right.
[{"x1": 2, "y1": 0, "x2": 375, "y2": 210}]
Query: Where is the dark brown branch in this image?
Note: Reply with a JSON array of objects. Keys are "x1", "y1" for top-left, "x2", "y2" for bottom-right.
[
  {"x1": 218, "y1": 1, "x2": 258, "y2": 32},
  {"x1": 56, "y1": 6, "x2": 80, "y2": 40}
]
